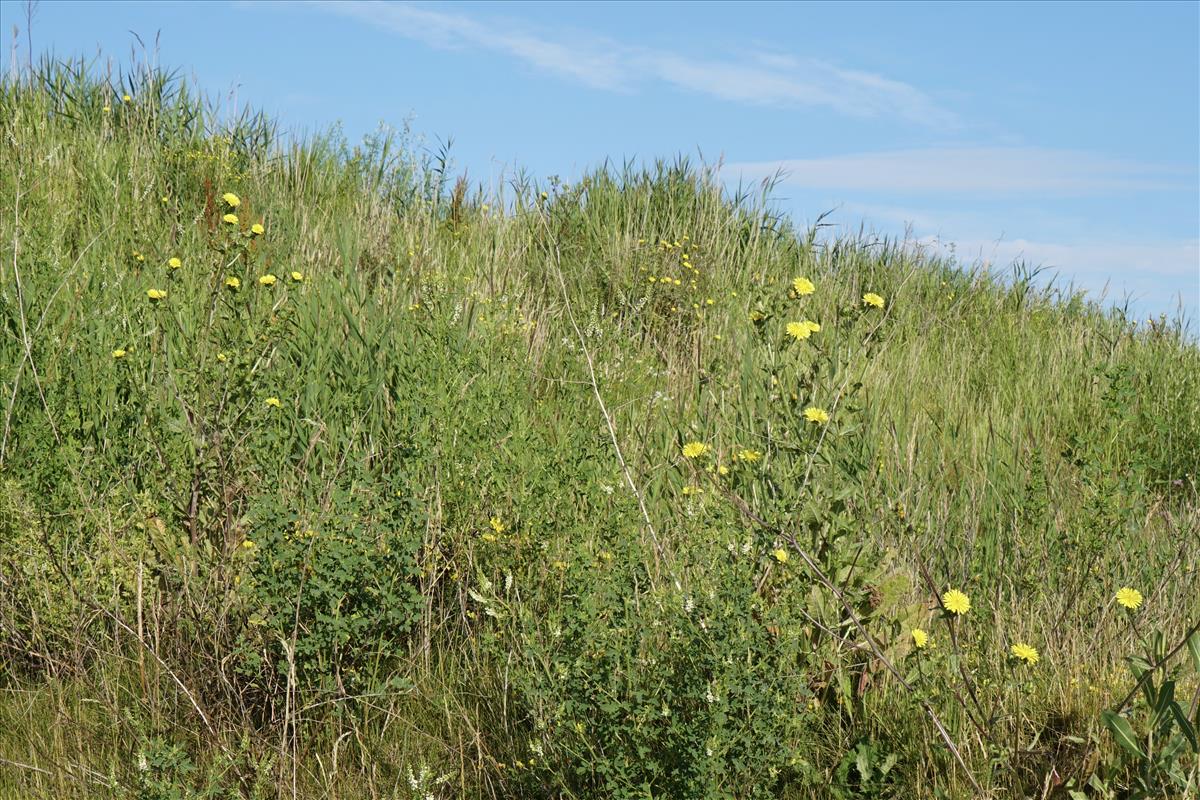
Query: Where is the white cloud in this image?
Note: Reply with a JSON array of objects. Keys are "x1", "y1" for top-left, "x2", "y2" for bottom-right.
[
  {"x1": 807, "y1": 202, "x2": 1199, "y2": 316},
  {"x1": 955, "y1": 237, "x2": 1199, "y2": 285},
  {"x1": 946, "y1": 237, "x2": 1199, "y2": 317},
  {"x1": 310, "y1": 1, "x2": 959, "y2": 127},
  {"x1": 726, "y1": 147, "x2": 1192, "y2": 194}
]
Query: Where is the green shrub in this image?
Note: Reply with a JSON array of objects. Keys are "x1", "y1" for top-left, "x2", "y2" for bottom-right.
[{"x1": 234, "y1": 474, "x2": 424, "y2": 704}]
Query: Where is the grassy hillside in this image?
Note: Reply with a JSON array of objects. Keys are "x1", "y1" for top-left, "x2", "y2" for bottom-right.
[{"x1": 1, "y1": 58, "x2": 1198, "y2": 799}]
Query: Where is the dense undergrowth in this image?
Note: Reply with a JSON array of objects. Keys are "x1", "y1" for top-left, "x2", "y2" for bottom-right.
[{"x1": 1, "y1": 57, "x2": 1198, "y2": 799}]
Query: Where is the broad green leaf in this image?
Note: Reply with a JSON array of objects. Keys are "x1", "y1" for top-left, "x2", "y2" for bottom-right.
[{"x1": 1102, "y1": 711, "x2": 1145, "y2": 761}]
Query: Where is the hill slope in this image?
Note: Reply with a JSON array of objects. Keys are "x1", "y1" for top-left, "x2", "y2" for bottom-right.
[{"x1": 1, "y1": 59, "x2": 1198, "y2": 799}]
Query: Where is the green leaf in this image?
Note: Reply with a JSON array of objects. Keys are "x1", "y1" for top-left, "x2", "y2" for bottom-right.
[
  {"x1": 1153, "y1": 679, "x2": 1176, "y2": 729},
  {"x1": 1169, "y1": 701, "x2": 1197, "y2": 753},
  {"x1": 855, "y1": 745, "x2": 872, "y2": 781},
  {"x1": 1102, "y1": 710, "x2": 1146, "y2": 760},
  {"x1": 1128, "y1": 655, "x2": 1152, "y2": 680},
  {"x1": 1187, "y1": 630, "x2": 1200, "y2": 675}
]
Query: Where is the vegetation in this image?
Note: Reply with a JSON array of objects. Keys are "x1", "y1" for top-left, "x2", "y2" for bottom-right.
[{"x1": 1, "y1": 56, "x2": 1198, "y2": 799}]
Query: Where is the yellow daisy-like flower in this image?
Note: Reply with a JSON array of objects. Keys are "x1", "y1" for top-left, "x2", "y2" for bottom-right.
[
  {"x1": 942, "y1": 589, "x2": 971, "y2": 615},
  {"x1": 168, "y1": 257, "x2": 182, "y2": 269},
  {"x1": 911, "y1": 628, "x2": 929, "y2": 649},
  {"x1": 250, "y1": 223, "x2": 265, "y2": 236},
  {"x1": 1115, "y1": 587, "x2": 1143, "y2": 611},
  {"x1": 258, "y1": 274, "x2": 277, "y2": 286},
  {"x1": 146, "y1": 288, "x2": 167, "y2": 300},
  {"x1": 225, "y1": 277, "x2": 241, "y2": 290},
  {"x1": 1010, "y1": 642, "x2": 1039, "y2": 665},
  {"x1": 792, "y1": 277, "x2": 815, "y2": 296},
  {"x1": 786, "y1": 321, "x2": 814, "y2": 341},
  {"x1": 682, "y1": 441, "x2": 709, "y2": 459},
  {"x1": 803, "y1": 407, "x2": 830, "y2": 425},
  {"x1": 772, "y1": 548, "x2": 789, "y2": 564},
  {"x1": 490, "y1": 516, "x2": 506, "y2": 534},
  {"x1": 737, "y1": 448, "x2": 762, "y2": 462},
  {"x1": 264, "y1": 397, "x2": 281, "y2": 408},
  {"x1": 111, "y1": 348, "x2": 127, "y2": 359},
  {"x1": 222, "y1": 192, "x2": 241, "y2": 208},
  {"x1": 290, "y1": 271, "x2": 304, "y2": 282},
  {"x1": 223, "y1": 213, "x2": 239, "y2": 225},
  {"x1": 241, "y1": 539, "x2": 256, "y2": 550},
  {"x1": 863, "y1": 292, "x2": 885, "y2": 309},
  {"x1": 122, "y1": 93, "x2": 131, "y2": 103}
]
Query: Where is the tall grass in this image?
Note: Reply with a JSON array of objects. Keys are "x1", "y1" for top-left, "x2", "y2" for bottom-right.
[{"x1": 1, "y1": 56, "x2": 1197, "y2": 799}]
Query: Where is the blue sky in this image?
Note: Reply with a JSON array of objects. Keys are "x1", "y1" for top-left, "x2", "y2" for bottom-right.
[{"x1": 5, "y1": 0, "x2": 1198, "y2": 321}]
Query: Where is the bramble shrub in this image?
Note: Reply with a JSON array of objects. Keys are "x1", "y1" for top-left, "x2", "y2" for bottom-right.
[
  {"x1": 233, "y1": 472, "x2": 424, "y2": 708},
  {"x1": 484, "y1": 531, "x2": 818, "y2": 799}
]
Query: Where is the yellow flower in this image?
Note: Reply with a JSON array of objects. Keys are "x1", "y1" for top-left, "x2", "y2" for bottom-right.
[
  {"x1": 216, "y1": 352, "x2": 228, "y2": 362},
  {"x1": 1115, "y1": 587, "x2": 1143, "y2": 611},
  {"x1": 290, "y1": 271, "x2": 304, "y2": 282},
  {"x1": 102, "y1": 104, "x2": 111, "y2": 113},
  {"x1": 111, "y1": 348, "x2": 127, "y2": 359},
  {"x1": 224, "y1": 277, "x2": 241, "y2": 290},
  {"x1": 681, "y1": 485, "x2": 702, "y2": 496},
  {"x1": 168, "y1": 257, "x2": 182, "y2": 269},
  {"x1": 250, "y1": 222, "x2": 265, "y2": 236},
  {"x1": 264, "y1": 397, "x2": 281, "y2": 408},
  {"x1": 942, "y1": 589, "x2": 971, "y2": 615},
  {"x1": 240, "y1": 539, "x2": 256, "y2": 550},
  {"x1": 863, "y1": 292, "x2": 885, "y2": 308},
  {"x1": 803, "y1": 407, "x2": 829, "y2": 424},
  {"x1": 792, "y1": 277, "x2": 815, "y2": 296},
  {"x1": 717, "y1": 464, "x2": 729, "y2": 476},
  {"x1": 223, "y1": 213, "x2": 239, "y2": 225},
  {"x1": 122, "y1": 93, "x2": 131, "y2": 103},
  {"x1": 1010, "y1": 642, "x2": 1039, "y2": 665},
  {"x1": 258, "y1": 274, "x2": 277, "y2": 286},
  {"x1": 737, "y1": 449, "x2": 762, "y2": 462},
  {"x1": 146, "y1": 288, "x2": 167, "y2": 300},
  {"x1": 222, "y1": 192, "x2": 241, "y2": 208},
  {"x1": 911, "y1": 628, "x2": 929, "y2": 649},
  {"x1": 786, "y1": 321, "x2": 813, "y2": 341},
  {"x1": 682, "y1": 441, "x2": 709, "y2": 459},
  {"x1": 490, "y1": 516, "x2": 506, "y2": 534},
  {"x1": 772, "y1": 548, "x2": 789, "y2": 564},
  {"x1": 133, "y1": 251, "x2": 145, "y2": 262}
]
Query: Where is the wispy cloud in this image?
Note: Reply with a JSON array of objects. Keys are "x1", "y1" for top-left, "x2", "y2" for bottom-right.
[
  {"x1": 725, "y1": 147, "x2": 1193, "y2": 195},
  {"x1": 825, "y1": 203, "x2": 1199, "y2": 315},
  {"x1": 310, "y1": 1, "x2": 959, "y2": 128},
  {"x1": 942, "y1": 236, "x2": 1200, "y2": 317}
]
